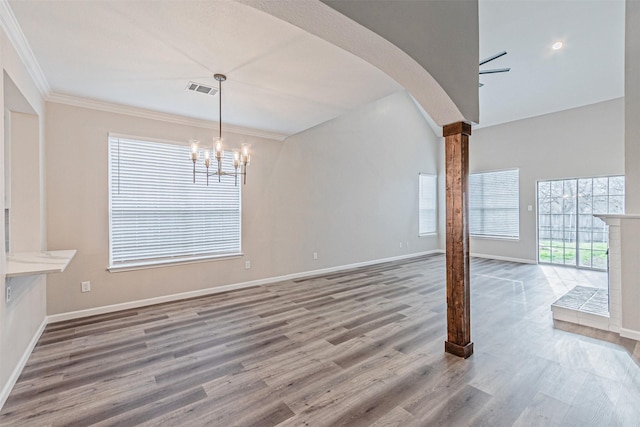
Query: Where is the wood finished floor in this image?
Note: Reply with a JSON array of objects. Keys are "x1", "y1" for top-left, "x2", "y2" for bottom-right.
[{"x1": 1, "y1": 254, "x2": 639, "y2": 426}]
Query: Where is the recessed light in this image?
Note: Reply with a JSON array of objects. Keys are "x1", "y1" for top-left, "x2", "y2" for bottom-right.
[{"x1": 552, "y1": 41, "x2": 563, "y2": 50}]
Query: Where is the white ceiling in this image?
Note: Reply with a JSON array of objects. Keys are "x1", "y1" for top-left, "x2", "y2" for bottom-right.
[
  {"x1": 478, "y1": 0, "x2": 625, "y2": 128},
  {"x1": 7, "y1": 0, "x2": 401, "y2": 137},
  {"x1": 6, "y1": 0, "x2": 627, "y2": 135}
]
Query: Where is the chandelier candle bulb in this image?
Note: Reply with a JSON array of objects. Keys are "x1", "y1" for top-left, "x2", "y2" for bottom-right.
[
  {"x1": 241, "y1": 145, "x2": 250, "y2": 165},
  {"x1": 204, "y1": 149, "x2": 210, "y2": 168},
  {"x1": 204, "y1": 148, "x2": 210, "y2": 186},
  {"x1": 190, "y1": 140, "x2": 199, "y2": 183},
  {"x1": 215, "y1": 139, "x2": 223, "y2": 160},
  {"x1": 233, "y1": 151, "x2": 240, "y2": 168},
  {"x1": 190, "y1": 140, "x2": 199, "y2": 161}
]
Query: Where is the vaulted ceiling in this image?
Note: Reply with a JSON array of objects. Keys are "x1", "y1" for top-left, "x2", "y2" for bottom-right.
[
  {"x1": 7, "y1": 0, "x2": 626, "y2": 136},
  {"x1": 7, "y1": 0, "x2": 401, "y2": 138},
  {"x1": 479, "y1": 0, "x2": 624, "y2": 127}
]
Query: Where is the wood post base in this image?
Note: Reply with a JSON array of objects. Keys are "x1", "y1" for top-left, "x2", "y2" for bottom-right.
[{"x1": 445, "y1": 340, "x2": 474, "y2": 359}]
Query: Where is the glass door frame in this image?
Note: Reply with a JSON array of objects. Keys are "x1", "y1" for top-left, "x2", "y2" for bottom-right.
[{"x1": 536, "y1": 175, "x2": 624, "y2": 271}]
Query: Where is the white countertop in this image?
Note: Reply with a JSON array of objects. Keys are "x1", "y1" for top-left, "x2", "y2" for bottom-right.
[{"x1": 6, "y1": 249, "x2": 77, "y2": 278}]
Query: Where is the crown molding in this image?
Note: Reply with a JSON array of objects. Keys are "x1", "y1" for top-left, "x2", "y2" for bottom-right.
[
  {"x1": 0, "y1": 0, "x2": 286, "y2": 141},
  {"x1": 0, "y1": 0, "x2": 50, "y2": 97},
  {"x1": 47, "y1": 92, "x2": 288, "y2": 142}
]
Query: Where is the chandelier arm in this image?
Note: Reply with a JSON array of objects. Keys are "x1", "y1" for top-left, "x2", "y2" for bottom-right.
[
  {"x1": 198, "y1": 170, "x2": 243, "y2": 177},
  {"x1": 190, "y1": 73, "x2": 247, "y2": 187}
]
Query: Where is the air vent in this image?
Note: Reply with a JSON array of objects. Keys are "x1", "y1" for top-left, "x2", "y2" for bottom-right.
[{"x1": 186, "y1": 82, "x2": 218, "y2": 96}]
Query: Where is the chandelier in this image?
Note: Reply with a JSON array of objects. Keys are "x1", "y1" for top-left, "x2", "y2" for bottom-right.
[{"x1": 190, "y1": 74, "x2": 250, "y2": 186}]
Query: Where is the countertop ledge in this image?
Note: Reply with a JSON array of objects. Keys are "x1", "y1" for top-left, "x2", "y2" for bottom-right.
[{"x1": 6, "y1": 250, "x2": 77, "y2": 278}]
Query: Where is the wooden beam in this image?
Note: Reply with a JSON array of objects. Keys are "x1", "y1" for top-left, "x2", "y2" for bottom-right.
[{"x1": 443, "y1": 121, "x2": 473, "y2": 359}]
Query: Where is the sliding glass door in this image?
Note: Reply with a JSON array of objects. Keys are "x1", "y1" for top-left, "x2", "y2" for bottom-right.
[
  {"x1": 538, "y1": 176, "x2": 624, "y2": 270},
  {"x1": 538, "y1": 180, "x2": 576, "y2": 265}
]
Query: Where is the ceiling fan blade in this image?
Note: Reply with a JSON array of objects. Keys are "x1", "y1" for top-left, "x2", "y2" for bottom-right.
[
  {"x1": 479, "y1": 67, "x2": 510, "y2": 75},
  {"x1": 479, "y1": 51, "x2": 507, "y2": 66}
]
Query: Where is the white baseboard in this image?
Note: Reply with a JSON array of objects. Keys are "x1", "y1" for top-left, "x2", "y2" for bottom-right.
[
  {"x1": 469, "y1": 252, "x2": 537, "y2": 265},
  {"x1": 47, "y1": 281, "x2": 262, "y2": 323},
  {"x1": 620, "y1": 328, "x2": 640, "y2": 341},
  {"x1": 0, "y1": 317, "x2": 47, "y2": 410},
  {"x1": 435, "y1": 247, "x2": 536, "y2": 265},
  {"x1": 48, "y1": 250, "x2": 442, "y2": 323}
]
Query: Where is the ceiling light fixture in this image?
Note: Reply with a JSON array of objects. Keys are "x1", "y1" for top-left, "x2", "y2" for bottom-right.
[
  {"x1": 190, "y1": 74, "x2": 250, "y2": 186},
  {"x1": 552, "y1": 41, "x2": 563, "y2": 50},
  {"x1": 478, "y1": 50, "x2": 510, "y2": 88}
]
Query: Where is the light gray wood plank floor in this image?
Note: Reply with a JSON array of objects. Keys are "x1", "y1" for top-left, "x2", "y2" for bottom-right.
[{"x1": 1, "y1": 254, "x2": 639, "y2": 426}]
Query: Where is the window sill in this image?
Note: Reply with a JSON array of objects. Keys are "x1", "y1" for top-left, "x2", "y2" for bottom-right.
[
  {"x1": 419, "y1": 233, "x2": 438, "y2": 237},
  {"x1": 108, "y1": 253, "x2": 243, "y2": 273},
  {"x1": 470, "y1": 235, "x2": 519, "y2": 242}
]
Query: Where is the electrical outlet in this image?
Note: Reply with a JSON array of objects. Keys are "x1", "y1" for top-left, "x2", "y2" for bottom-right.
[
  {"x1": 5, "y1": 285, "x2": 11, "y2": 303},
  {"x1": 313, "y1": 252, "x2": 318, "y2": 260},
  {"x1": 399, "y1": 242, "x2": 403, "y2": 248},
  {"x1": 406, "y1": 242, "x2": 410, "y2": 249},
  {"x1": 81, "y1": 281, "x2": 91, "y2": 293},
  {"x1": 245, "y1": 260, "x2": 251, "y2": 269},
  {"x1": 528, "y1": 205, "x2": 533, "y2": 212}
]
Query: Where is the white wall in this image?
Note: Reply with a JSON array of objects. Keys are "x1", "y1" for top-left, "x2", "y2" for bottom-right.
[
  {"x1": 278, "y1": 91, "x2": 440, "y2": 266},
  {"x1": 621, "y1": 0, "x2": 640, "y2": 337},
  {"x1": 45, "y1": 90, "x2": 440, "y2": 315},
  {"x1": 0, "y1": 30, "x2": 47, "y2": 408},
  {"x1": 8, "y1": 112, "x2": 40, "y2": 252},
  {"x1": 625, "y1": 0, "x2": 640, "y2": 215},
  {"x1": 439, "y1": 98, "x2": 624, "y2": 262},
  {"x1": 321, "y1": 0, "x2": 479, "y2": 124}
]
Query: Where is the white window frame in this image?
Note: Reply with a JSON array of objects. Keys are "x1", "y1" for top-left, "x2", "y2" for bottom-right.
[
  {"x1": 108, "y1": 134, "x2": 242, "y2": 271},
  {"x1": 469, "y1": 168, "x2": 519, "y2": 240},
  {"x1": 418, "y1": 173, "x2": 437, "y2": 236}
]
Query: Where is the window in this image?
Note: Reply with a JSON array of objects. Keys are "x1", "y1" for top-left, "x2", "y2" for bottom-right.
[
  {"x1": 469, "y1": 169, "x2": 519, "y2": 239},
  {"x1": 537, "y1": 175, "x2": 624, "y2": 269},
  {"x1": 108, "y1": 136, "x2": 241, "y2": 269},
  {"x1": 419, "y1": 174, "x2": 437, "y2": 235}
]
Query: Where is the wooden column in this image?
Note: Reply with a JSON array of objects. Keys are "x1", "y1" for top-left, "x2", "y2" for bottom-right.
[{"x1": 443, "y1": 121, "x2": 473, "y2": 359}]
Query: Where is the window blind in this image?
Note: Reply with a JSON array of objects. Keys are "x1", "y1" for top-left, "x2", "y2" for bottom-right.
[
  {"x1": 419, "y1": 174, "x2": 437, "y2": 235},
  {"x1": 108, "y1": 136, "x2": 241, "y2": 268},
  {"x1": 469, "y1": 169, "x2": 519, "y2": 238}
]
